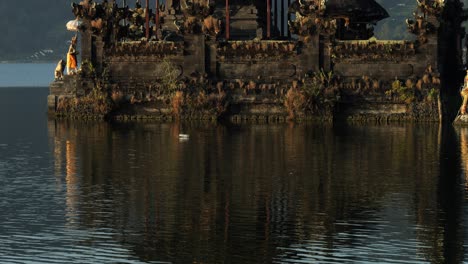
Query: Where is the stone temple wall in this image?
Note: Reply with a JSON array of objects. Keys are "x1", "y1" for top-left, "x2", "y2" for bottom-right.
[
  {"x1": 48, "y1": 0, "x2": 459, "y2": 123},
  {"x1": 48, "y1": 35, "x2": 442, "y2": 122},
  {"x1": 332, "y1": 38, "x2": 438, "y2": 81}
]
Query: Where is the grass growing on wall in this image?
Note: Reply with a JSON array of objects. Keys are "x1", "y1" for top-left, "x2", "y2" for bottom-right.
[{"x1": 284, "y1": 70, "x2": 340, "y2": 120}]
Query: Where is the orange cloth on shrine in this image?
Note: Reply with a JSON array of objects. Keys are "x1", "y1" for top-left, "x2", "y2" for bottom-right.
[{"x1": 67, "y1": 53, "x2": 77, "y2": 69}]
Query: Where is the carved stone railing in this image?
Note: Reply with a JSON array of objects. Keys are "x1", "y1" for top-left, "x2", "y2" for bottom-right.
[
  {"x1": 332, "y1": 40, "x2": 417, "y2": 63},
  {"x1": 217, "y1": 41, "x2": 298, "y2": 61},
  {"x1": 106, "y1": 41, "x2": 184, "y2": 57}
]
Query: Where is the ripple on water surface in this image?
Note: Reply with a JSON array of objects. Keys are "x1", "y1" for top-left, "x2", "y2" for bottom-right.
[{"x1": 1, "y1": 96, "x2": 468, "y2": 264}]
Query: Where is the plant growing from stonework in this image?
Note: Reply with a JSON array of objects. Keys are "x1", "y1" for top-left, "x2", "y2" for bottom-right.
[
  {"x1": 171, "y1": 88, "x2": 228, "y2": 119},
  {"x1": 386, "y1": 78, "x2": 417, "y2": 103},
  {"x1": 285, "y1": 70, "x2": 340, "y2": 119},
  {"x1": 284, "y1": 87, "x2": 306, "y2": 120},
  {"x1": 317, "y1": 69, "x2": 334, "y2": 87},
  {"x1": 302, "y1": 70, "x2": 339, "y2": 109},
  {"x1": 56, "y1": 89, "x2": 113, "y2": 116},
  {"x1": 80, "y1": 59, "x2": 96, "y2": 78},
  {"x1": 426, "y1": 88, "x2": 439, "y2": 102},
  {"x1": 160, "y1": 59, "x2": 180, "y2": 96},
  {"x1": 302, "y1": 77, "x2": 323, "y2": 100}
]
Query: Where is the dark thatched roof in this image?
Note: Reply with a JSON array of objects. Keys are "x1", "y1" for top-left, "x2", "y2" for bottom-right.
[{"x1": 325, "y1": 0, "x2": 389, "y2": 23}]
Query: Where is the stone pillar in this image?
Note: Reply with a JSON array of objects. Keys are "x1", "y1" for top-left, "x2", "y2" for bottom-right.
[
  {"x1": 273, "y1": 0, "x2": 277, "y2": 31},
  {"x1": 145, "y1": 0, "x2": 150, "y2": 39},
  {"x1": 94, "y1": 36, "x2": 105, "y2": 74},
  {"x1": 287, "y1": 0, "x2": 291, "y2": 38},
  {"x1": 299, "y1": 34, "x2": 320, "y2": 74},
  {"x1": 267, "y1": 0, "x2": 271, "y2": 39},
  {"x1": 206, "y1": 40, "x2": 218, "y2": 77},
  {"x1": 155, "y1": 0, "x2": 160, "y2": 39},
  {"x1": 322, "y1": 36, "x2": 332, "y2": 72},
  {"x1": 184, "y1": 35, "x2": 206, "y2": 75},
  {"x1": 80, "y1": 27, "x2": 93, "y2": 63},
  {"x1": 47, "y1": 95, "x2": 57, "y2": 113},
  {"x1": 226, "y1": 0, "x2": 230, "y2": 40}
]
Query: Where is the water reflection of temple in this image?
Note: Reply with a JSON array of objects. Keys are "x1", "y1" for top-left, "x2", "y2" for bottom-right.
[
  {"x1": 459, "y1": 127, "x2": 468, "y2": 183},
  {"x1": 49, "y1": 121, "x2": 81, "y2": 227},
  {"x1": 49, "y1": 120, "x2": 466, "y2": 263}
]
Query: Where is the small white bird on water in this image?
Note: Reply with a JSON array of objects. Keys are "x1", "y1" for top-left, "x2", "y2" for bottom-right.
[{"x1": 179, "y1": 134, "x2": 189, "y2": 141}]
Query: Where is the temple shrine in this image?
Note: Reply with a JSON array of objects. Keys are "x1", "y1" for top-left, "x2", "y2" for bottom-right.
[{"x1": 48, "y1": 0, "x2": 466, "y2": 122}]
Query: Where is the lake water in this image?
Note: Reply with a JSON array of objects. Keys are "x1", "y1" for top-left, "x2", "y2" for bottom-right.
[
  {"x1": 0, "y1": 64, "x2": 56, "y2": 87},
  {"x1": 1, "y1": 86, "x2": 468, "y2": 263}
]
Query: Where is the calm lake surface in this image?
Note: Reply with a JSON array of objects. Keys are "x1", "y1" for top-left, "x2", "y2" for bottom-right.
[
  {"x1": 1, "y1": 87, "x2": 468, "y2": 263},
  {"x1": 0, "y1": 64, "x2": 55, "y2": 87}
]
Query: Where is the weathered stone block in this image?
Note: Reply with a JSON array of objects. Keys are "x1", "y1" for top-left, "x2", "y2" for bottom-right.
[
  {"x1": 47, "y1": 95, "x2": 57, "y2": 112},
  {"x1": 334, "y1": 63, "x2": 414, "y2": 80},
  {"x1": 219, "y1": 62, "x2": 296, "y2": 80}
]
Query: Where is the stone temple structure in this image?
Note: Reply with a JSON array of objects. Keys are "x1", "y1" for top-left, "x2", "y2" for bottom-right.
[{"x1": 48, "y1": 0, "x2": 467, "y2": 122}]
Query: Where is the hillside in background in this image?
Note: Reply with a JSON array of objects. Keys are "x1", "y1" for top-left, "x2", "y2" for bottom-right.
[
  {"x1": 375, "y1": 0, "x2": 416, "y2": 40},
  {"x1": 0, "y1": 0, "x2": 76, "y2": 62},
  {"x1": 0, "y1": 0, "x2": 453, "y2": 62}
]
